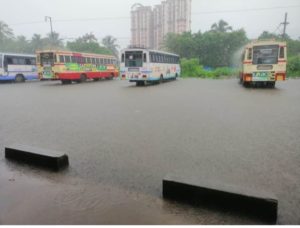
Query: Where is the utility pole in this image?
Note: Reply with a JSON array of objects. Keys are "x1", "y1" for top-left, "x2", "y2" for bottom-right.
[
  {"x1": 45, "y1": 16, "x2": 54, "y2": 44},
  {"x1": 281, "y1": 13, "x2": 289, "y2": 39}
]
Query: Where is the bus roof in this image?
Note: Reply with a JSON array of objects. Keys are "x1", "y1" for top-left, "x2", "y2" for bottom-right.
[
  {"x1": 122, "y1": 48, "x2": 180, "y2": 57},
  {"x1": 246, "y1": 40, "x2": 287, "y2": 48},
  {"x1": 36, "y1": 50, "x2": 116, "y2": 59},
  {"x1": 0, "y1": 52, "x2": 36, "y2": 57}
]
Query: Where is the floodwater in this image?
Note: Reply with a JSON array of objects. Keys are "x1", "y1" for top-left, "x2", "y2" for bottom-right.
[{"x1": 0, "y1": 78, "x2": 299, "y2": 224}]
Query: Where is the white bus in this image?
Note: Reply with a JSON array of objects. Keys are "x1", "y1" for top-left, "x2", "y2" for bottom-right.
[
  {"x1": 120, "y1": 48, "x2": 181, "y2": 86},
  {"x1": 240, "y1": 40, "x2": 287, "y2": 88},
  {"x1": 0, "y1": 53, "x2": 38, "y2": 82}
]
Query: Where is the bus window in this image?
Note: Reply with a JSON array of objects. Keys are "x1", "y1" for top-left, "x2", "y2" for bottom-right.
[
  {"x1": 71, "y1": 56, "x2": 75, "y2": 63},
  {"x1": 25, "y1": 58, "x2": 31, "y2": 65},
  {"x1": 279, "y1": 47, "x2": 285, "y2": 59},
  {"x1": 253, "y1": 45, "x2": 279, "y2": 65},
  {"x1": 143, "y1": 53, "x2": 147, "y2": 63},
  {"x1": 6, "y1": 57, "x2": 13, "y2": 65},
  {"x1": 41, "y1": 53, "x2": 55, "y2": 65},
  {"x1": 65, "y1": 56, "x2": 71, "y2": 63},
  {"x1": 12, "y1": 57, "x2": 19, "y2": 65},
  {"x1": 247, "y1": 48, "x2": 252, "y2": 60},
  {"x1": 96, "y1": 58, "x2": 100, "y2": 65},
  {"x1": 125, "y1": 51, "x2": 143, "y2": 67},
  {"x1": 59, "y1": 55, "x2": 64, "y2": 63},
  {"x1": 92, "y1": 58, "x2": 96, "y2": 64},
  {"x1": 31, "y1": 58, "x2": 36, "y2": 65}
]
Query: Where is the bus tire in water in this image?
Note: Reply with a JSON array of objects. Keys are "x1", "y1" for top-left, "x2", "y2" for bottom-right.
[
  {"x1": 62, "y1": 80, "x2": 71, "y2": 85},
  {"x1": 136, "y1": 81, "x2": 145, "y2": 86},
  {"x1": 15, "y1": 74, "x2": 25, "y2": 83},
  {"x1": 79, "y1": 74, "x2": 87, "y2": 83},
  {"x1": 243, "y1": 81, "x2": 251, "y2": 88},
  {"x1": 159, "y1": 75, "x2": 164, "y2": 84},
  {"x1": 108, "y1": 73, "x2": 114, "y2": 80},
  {"x1": 267, "y1": 82, "x2": 276, "y2": 88}
]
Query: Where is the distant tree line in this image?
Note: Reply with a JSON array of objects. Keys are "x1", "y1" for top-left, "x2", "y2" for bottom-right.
[
  {"x1": 0, "y1": 21, "x2": 119, "y2": 57},
  {"x1": 1, "y1": 19, "x2": 300, "y2": 76},
  {"x1": 163, "y1": 20, "x2": 300, "y2": 77}
]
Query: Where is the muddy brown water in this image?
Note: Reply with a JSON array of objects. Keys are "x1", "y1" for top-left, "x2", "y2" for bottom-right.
[{"x1": 0, "y1": 78, "x2": 299, "y2": 224}]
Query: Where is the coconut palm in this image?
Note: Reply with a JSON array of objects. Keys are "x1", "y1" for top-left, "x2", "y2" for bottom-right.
[
  {"x1": 30, "y1": 34, "x2": 44, "y2": 51},
  {"x1": 211, "y1": 20, "x2": 233, "y2": 33},
  {"x1": 0, "y1": 21, "x2": 14, "y2": 43}
]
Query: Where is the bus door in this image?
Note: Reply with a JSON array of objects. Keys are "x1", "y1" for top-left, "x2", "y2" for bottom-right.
[
  {"x1": 0, "y1": 54, "x2": 3, "y2": 75},
  {"x1": 40, "y1": 52, "x2": 55, "y2": 79}
]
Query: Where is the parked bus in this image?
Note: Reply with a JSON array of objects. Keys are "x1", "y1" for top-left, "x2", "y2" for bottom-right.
[
  {"x1": 36, "y1": 50, "x2": 119, "y2": 84},
  {"x1": 0, "y1": 53, "x2": 38, "y2": 82},
  {"x1": 120, "y1": 48, "x2": 180, "y2": 86},
  {"x1": 240, "y1": 40, "x2": 287, "y2": 88}
]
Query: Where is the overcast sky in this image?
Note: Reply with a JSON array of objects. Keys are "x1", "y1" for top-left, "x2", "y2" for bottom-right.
[{"x1": 1, "y1": 0, "x2": 300, "y2": 48}]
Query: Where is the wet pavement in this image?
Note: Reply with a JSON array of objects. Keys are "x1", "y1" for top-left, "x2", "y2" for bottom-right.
[{"x1": 0, "y1": 78, "x2": 299, "y2": 224}]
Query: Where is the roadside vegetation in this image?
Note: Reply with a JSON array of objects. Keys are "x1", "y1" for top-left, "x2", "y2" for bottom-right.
[
  {"x1": 0, "y1": 19, "x2": 300, "y2": 78},
  {"x1": 163, "y1": 20, "x2": 300, "y2": 78}
]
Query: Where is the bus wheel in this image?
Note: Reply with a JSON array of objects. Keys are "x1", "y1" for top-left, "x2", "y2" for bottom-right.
[
  {"x1": 79, "y1": 74, "x2": 87, "y2": 83},
  {"x1": 93, "y1": 78, "x2": 100, "y2": 81},
  {"x1": 267, "y1": 82, "x2": 276, "y2": 88},
  {"x1": 62, "y1": 80, "x2": 71, "y2": 85},
  {"x1": 243, "y1": 81, "x2": 250, "y2": 88},
  {"x1": 159, "y1": 75, "x2": 164, "y2": 84},
  {"x1": 136, "y1": 81, "x2": 145, "y2": 87},
  {"x1": 15, "y1": 74, "x2": 25, "y2": 83}
]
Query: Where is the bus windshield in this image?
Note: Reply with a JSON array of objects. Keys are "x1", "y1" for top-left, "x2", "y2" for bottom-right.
[
  {"x1": 40, "y1": 52, "x2": 55, "y2": 65},
  {"x1": 125, "y1": 51, "x2": 143, "y2": 67},
  {"x1": 253, "y1": 45, "x2": 279, "y2": 65}
]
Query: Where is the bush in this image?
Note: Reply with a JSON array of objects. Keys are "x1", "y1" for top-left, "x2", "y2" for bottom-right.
[
  {"x1": 180, "y1": 58, "x2": 238, "y2": 78},
  {"x1": 287, "y1": 56, "x2": 300, "y2": 77}
]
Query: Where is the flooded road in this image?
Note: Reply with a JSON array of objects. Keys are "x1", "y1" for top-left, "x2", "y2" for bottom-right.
[{"x1": 0, "y1": 78, "x2": 299, "y2": 224}]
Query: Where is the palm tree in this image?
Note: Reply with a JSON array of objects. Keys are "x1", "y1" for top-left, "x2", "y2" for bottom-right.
[
  {"x1": 45, "y1": 32, "x2": 64, "y2": 49},
  {"x1": 30, "y1": 34, "x2": 44, "y2": 52},
  {"x1": 102, "y1": 35, "x2": 120, "y2": 57},
  {"x1": 0, "y1": 21, "x2": 14, "y2": 43},
  {"x1": 211, "y1": 20, "x2": 233, "y2": 33}
]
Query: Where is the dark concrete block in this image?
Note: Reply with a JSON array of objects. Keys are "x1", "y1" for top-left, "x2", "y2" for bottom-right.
[
  {"x1": 5, "y1": 145, "x2": 69, "y2": 171},
  {"x1": 163, "y1": 175, "x2": 278, "y2": 224}
]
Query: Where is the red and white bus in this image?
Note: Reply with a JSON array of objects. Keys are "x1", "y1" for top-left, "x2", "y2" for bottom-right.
[{"x1": 37, "y1": 50, "x2": 119, "y2": 84}]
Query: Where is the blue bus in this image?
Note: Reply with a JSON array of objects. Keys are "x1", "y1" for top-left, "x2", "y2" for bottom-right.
[{"x1": 0, "y1": 53, "x2": 38, "y2": 82}]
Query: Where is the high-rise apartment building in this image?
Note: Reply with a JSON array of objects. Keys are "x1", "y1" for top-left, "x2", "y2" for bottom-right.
[{"x1": 131, "y1": 0, "x2": 191, "y2": 50}]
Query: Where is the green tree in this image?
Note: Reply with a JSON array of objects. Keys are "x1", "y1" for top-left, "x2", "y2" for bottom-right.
[
  {"x1": 66, "y1": 33, "x2": 111, "y2": 55},
  {"x1": 102, "y1": 35, "x2": 120, "y2": 57},
  {"x1": 163, "y1": 31, "x2": 197, "y2": 59}
]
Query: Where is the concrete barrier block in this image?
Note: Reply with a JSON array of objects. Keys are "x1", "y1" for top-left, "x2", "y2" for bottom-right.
[
  {"x1": 5, "y1": 145, "x2": 69, "y2": 171},
  {"x1": 163, "y1": 175, "x2": 278, "y2": 224}
]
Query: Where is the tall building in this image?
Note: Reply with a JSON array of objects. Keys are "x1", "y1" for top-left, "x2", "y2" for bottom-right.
[
  {"x1": 131, "y1": 0, "x2": 192, "y2": 50},
  {"x1": 131, "y1": 4, "x2": 153, "y2": 49}
]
